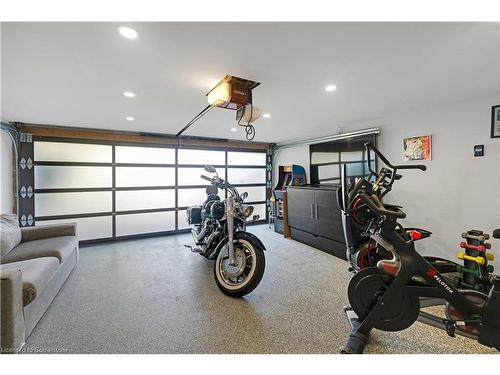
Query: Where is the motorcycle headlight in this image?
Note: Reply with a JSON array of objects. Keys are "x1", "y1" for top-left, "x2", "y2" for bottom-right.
[{"x1": 242, "y1": 205, "x2": 254, "y2": 218}]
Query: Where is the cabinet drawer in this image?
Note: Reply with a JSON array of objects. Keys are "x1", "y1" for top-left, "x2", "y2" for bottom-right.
[{"x1": 290, "y1": 228, "x2": 347, "y2": 260}]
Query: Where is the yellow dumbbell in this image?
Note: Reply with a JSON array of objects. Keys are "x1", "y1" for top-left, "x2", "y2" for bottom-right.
[
  {"x1": 457, "y1": 252, "x2": 486, "y2": 265},
  {"x1": 485, "y1": 253, "x2": 494, "y2": 261}
]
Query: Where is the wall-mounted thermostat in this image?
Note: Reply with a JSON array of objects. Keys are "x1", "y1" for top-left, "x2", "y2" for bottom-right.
[{"x1": 474, "y1": 145, "x2": 484, "y2": 157}]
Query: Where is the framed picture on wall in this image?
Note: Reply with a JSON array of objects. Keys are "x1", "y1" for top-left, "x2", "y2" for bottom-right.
[
  {"x1": 491, "y1": 105, "x2": 500, "y2": 138},
  {"x1": 403, "y1": 135, "x2": 432, "y2": 161}
]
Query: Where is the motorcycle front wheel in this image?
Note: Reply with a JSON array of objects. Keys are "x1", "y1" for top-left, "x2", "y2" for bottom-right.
[{"x1": 214, "y1": 238, "x2": 265, "y2": 297}]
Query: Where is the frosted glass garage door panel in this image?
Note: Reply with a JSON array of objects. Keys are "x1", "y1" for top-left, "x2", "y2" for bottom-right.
[
  {"x1": 252, "y1": 204, "x2": 267, "y2": 220},
  {"x1": 115, "y1": 146, "x2": 175, "y2": 164},
  {"x1": 311, "y1": 152, "x2": 339, "y2": 164},
  {"x1": 178, "y1": 149, "x2": 225, "y2": 165},
  {"x1": 318, "y1": 164, "x2": 340, "y2": 180},
  {"x1": 116, "y1": 190, "x2": 175, "y2": 211},
  {"x1": 35, "y1": 192, "x2": 112, "y2": 217},
  {"x1": 178, "y1": 210, "x2": 190, "y2": 229},
  {"x1": 341, "y1": 151, "x2": 364, "y2": 162},
  {"x1": 34, "y1": 141, "x2": 112, "y2": 163},
  {"x1": 346, "y1": 162, "x2": 364, "y2": 177},
  {"x1": 35, "y1": 166, "x2": 112, "y2": 189},
  {"x1": 227, "y1": 152, "x2": 266, "y2": 166},
  {"x1": 178, "y1": 188, "x2": 207, "y2": 207},
  {"x1": 115, "y1": 167, "x2": 175, "y2": 187},
  {"x1": 116, "y1": 211, "x2": 175, "y2": 236},
  {"x1": 178, "y1": 168, "x2": 226, "y2": 186},
  {"x1": 36, "y1": 216, "x2": 112, "y2": 241},
  {"x1": 239, "y1": 186, "x2": 266, "y2": 202},
  {"x1": 227, "y1": 168, "x2": 266, "y2": 184}
]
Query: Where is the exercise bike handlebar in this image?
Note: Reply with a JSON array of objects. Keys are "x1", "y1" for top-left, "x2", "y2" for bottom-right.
[
  {"x1": 358, "y1": 192, "x2": 407, "y2": 219},
  {"x1": 365, "y1": 143, "x2": 427, "y2": 172}
]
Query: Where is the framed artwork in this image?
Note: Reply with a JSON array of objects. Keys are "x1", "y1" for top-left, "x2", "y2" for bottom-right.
[
  {"x1": 491, "y1": 105, "x2": 500, "y2": 138},
  {"x1": 403, "y1": 135, "x2": 432, "y2": 161}
]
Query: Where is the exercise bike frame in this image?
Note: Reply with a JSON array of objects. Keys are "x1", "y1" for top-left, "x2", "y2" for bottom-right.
[{"x1": 343, "y1": 192, "x2": 499, "y2": 352}]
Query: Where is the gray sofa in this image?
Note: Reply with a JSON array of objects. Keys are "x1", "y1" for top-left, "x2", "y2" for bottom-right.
[{"x1": 1, "y1": 214, "x2": 78, "y2": 353}]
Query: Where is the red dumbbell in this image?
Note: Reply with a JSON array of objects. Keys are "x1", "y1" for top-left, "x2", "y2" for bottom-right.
[{"x1": 460, "y1": 242, "x2": 486, "y2": 252}]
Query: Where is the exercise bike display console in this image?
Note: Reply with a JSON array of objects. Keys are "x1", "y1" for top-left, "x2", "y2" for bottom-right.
[{"x1": 339, "y1": 143, "x2": 500, "y2": 353}]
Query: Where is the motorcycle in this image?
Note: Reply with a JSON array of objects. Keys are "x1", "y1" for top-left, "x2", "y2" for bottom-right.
[{"x1": 185, "y1": 165, "x2": 266, "y2": 297}]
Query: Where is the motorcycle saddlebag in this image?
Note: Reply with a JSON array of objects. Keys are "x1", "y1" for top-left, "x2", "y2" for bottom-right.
[{"x1": 187, "y1": 206, "x2": 202, "y2": 225}]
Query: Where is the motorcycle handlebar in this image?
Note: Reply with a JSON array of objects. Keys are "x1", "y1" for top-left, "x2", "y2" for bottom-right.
[
  {"x1": 358, "y1": 192, "x2": 406, "y2": 219},
  {"x1": 201, "y1": 175, "x2": 241, "y2": 199},
  {"x1": 200, "y1": 175, "x2": 213, "y2": 182}
]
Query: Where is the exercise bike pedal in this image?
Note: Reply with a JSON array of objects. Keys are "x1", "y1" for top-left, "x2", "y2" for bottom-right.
[{"x1": 444, "y1": 320, "x2": 456, "y2": 337}]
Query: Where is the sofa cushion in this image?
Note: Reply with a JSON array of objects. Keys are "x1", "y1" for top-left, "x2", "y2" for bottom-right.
[
  {"x1": 0, "y1": 236, "x2": 77, "y2": 265},
  {"x1": 1, "y1": 214, "x2": 22, "y2": 258},
  {"x1": 0, "y1": 257, "x2": 59, "y2": 306}
]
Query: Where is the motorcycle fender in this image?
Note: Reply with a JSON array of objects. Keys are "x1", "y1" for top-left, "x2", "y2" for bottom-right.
[
  {"x1": 234, "y1": 231, "x2": 266, "y2": 251},
  {"x1": 209, "y1": 231, "x2": 266, "y2": 260}
]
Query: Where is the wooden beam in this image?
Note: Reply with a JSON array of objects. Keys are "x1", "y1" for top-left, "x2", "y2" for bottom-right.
[{"x1": 18, "y1": 123, "x2": 270, "y2": 150}]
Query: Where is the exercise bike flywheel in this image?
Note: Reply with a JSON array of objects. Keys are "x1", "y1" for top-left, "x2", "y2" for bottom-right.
[{"x1": 348, "y1": 267, "x2": 420, "y2": 332}]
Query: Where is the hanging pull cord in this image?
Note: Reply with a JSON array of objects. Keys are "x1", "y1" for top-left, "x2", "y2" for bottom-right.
[
  {"x1": 176, "y1": 105, "x2": 213, "y2": 137},
  {"x1": 237, "y1": 104, "x2": 256, "y2": 141}
]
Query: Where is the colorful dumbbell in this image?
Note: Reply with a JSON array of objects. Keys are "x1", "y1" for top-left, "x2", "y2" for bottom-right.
[
  {"x1": 459, "y1": 241, "x2": 491, "y2": 252},
  {"x1": 457, "y1": 252, "x2": 486, "y2": 265},
  {"x1": 462, "y1": 232, "x2": 490, "y2": 241}
]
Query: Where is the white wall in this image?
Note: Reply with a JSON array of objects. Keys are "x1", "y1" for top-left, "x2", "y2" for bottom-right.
[
  {"x1": 0, "y1": 130, "x2": 14, "y2": 214},
  {"x1": 274, "y1": 94, "x2": 500, "y2": 269},
  {"x1": 377, "y1": 94, "x2": 500, "y2": 269}
]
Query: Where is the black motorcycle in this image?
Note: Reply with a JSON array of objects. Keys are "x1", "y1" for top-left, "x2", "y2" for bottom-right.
[{"x1": 185, "y1": 165, "x2": 266, "y2": 297}]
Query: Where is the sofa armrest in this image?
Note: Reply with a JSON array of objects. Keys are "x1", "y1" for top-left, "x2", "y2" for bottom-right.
[
  {"x1": 1, "y1": 270, "x2": 26, "y2": 353},
  {"x1": 21, "y1": 223, "x2": 77, "y2": 243}
]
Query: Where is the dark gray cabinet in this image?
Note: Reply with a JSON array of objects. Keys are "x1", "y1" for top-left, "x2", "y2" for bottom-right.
[
  {"x1": 287, "y1": 187, "x2": 315, "y2": 233},
  {"x1": 287, "y1": 185, "x2": 346, "y2": 259}
]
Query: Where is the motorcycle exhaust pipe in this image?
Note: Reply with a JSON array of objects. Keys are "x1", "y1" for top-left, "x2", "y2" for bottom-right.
[{"x1": 192, "y1": 221, "x2": 209, "y2": 244}]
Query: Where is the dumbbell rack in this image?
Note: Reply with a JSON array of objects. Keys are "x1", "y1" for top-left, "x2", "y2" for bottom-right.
[{"x1": 457, "y1": 230, "x2": 494, "y2": 293}]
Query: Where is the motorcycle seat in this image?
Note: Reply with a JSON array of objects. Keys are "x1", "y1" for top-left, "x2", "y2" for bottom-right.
[{"x1": 201, "y1": 195, "x2": 221, "y2": 219}]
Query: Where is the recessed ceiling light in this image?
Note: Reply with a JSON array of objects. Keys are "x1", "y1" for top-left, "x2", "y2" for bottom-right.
[
  {"x1": 118, "y1": 26, "x2": 138, "y2": 39},
  {"x1": 126, "y1": 116, "x2": 134, "y2": 121},
  {"x1": 325, "y1": 84, "x2": 337, "y2": 92},
  {"x1": 122, "y1": 91, "x2": 136, "y2": 98},
  {"x1": 230, "y1": 127, "x2": 237, "y2": 132},
  {"x1": 263, "y1": 113, "x2": 271, "y2": 119}
]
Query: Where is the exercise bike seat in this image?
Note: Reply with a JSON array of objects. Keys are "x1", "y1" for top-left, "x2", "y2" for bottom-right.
[{"x1": 384, "y1": 203, "x2": 403, "y2": 209}]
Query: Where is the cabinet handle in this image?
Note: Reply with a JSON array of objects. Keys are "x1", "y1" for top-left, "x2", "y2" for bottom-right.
[
  {"x1": 310, "y1": 204, "x2": 315, "y2": 219},
  {"x1": 316, "y1": 204, "x2": 319, "y2": 219}
]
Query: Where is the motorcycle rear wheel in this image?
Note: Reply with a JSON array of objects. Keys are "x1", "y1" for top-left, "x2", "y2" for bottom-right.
[{"x1": 214, "y1": 239, "x2": 265, "y2": 297}]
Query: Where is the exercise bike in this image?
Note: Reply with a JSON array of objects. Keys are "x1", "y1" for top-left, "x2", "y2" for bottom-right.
[
  {"x1": 344, "y1": 143, "x2": 432, "y2": 271},
  {"x1": 343, "y1": 143, "x2": 494, "y2": 294},
  {"x1": 339, "y1": 160, "x2": 500, "y2": 353}
]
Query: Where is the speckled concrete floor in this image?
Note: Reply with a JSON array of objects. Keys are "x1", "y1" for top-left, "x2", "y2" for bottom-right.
[{"x1": 23, "y1": 225, "x2": 496, "y2": 354}]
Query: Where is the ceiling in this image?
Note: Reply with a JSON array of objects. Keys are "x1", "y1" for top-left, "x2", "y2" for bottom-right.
[{"x1": 2, "y1": 22, "x2": 499, "y2": 143}]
